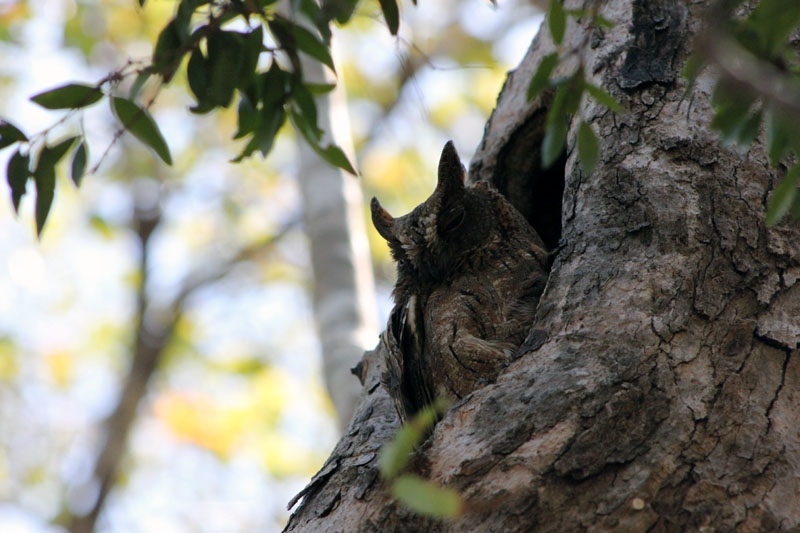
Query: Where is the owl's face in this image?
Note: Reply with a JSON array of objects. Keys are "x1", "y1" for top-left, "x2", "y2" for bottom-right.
[{"x1": 371, "y1": 142, "x2": 495, "y2": 303}]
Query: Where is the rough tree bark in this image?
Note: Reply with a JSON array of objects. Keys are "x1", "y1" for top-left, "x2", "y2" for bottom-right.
[{"x1": 285, "y1": 0, "x2": 800, "y2": 531}]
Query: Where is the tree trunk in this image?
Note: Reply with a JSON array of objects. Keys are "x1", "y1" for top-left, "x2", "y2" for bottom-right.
[{"x1": 285, "y1": 0, "x2": 800, "y2": 530}]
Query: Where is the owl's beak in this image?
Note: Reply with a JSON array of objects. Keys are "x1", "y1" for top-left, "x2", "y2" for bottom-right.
[{"x1": 371, "y1": 197, "x2": 397, "y2": 241}]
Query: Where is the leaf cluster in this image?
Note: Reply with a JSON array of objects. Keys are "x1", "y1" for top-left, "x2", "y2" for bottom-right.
[
  {"x1": 687, "y1": 0, "x2": 800, "y2": 225},
  {"x1": 1, "y1": 0, "x2": 408, "y2": 235},
  {"x1": 2, "y1": 117, "x2": 90, "y2": 235},
  {"x1": 526, "y1": 1, "x2": 618, "y2": 176},
  {"x1": 531, "y1": 0, "x2": 800, "y2": 225}
]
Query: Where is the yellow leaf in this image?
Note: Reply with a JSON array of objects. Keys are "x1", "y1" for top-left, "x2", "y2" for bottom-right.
[
  {"x1": 154, "y1": 392, "x2": 247, "y2": 458},
  {"x1": 46, "y1": 351, "x2": 74, "y2": 388},
  {"x1": 0, "y1": 339, "x2": 18, "y2": 381},
  {"x1": 252, "y1": 368, "x2": 294, "y2": 421},
  {"x1": 429, "y1": 100, "x2": 468, "y2": 129},
  {"x1": 259, "y1": 433, "x2": 326, "y2": 478}
]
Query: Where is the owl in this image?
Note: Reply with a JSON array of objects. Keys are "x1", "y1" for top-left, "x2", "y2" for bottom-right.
[{"x1": 371, "y1": 141, "x2": 549, "y2": 417}]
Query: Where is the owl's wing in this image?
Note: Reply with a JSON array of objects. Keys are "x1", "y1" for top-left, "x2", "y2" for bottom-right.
[
  {"x1": 398, "y1": 296, "x2": 435, "y2": 415},
  {"x1": 382, "y1": 298, "x2": 435, "y2": 420},
  {"x1": 382, "y1": 304, "x2": 411, "y2": 421}
]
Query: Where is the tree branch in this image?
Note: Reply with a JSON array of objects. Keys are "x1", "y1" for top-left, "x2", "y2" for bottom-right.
[{"x1": 66, "y1": 195, "x2": 299, "y2": 533}]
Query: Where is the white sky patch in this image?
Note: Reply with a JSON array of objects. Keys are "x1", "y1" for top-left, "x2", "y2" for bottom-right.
[
  {"x1": 495, "y1": 14, "x2": 544, "y2": 66},
  {"x1": 7, "y1": 248, "x2": 48, "y2": 294}
]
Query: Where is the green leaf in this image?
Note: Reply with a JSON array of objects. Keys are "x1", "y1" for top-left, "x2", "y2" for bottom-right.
[
  {"x1": 378, "y1": 400, "x2": 446, "y2": 479},
  {"x1": 153, "y1": 18, "x2": 189, "y2": 82},
  {"x1": 187, "y1": 48, "x2": 213, "y2": 113},
  {"x1": 548, "y1": 0, "x2": 566, "y2": 45},
  {"x1": 30, "y1": 83, "x2": 103, "y2": 110},
  {"x1": 291, "y1": 108, "x2": 357, "y2": 174},
  {"x1": 766, "y1": 108, "x2": 793, "y2": 166},
  {"x1": 34, "y1": 169, "x2": 54, "y2": 236},
  {"x1": 378, "y1": 423, "x2": 424, "y2": 479},
  {"x1": 378, "y1": 0, "x2": 400, "y2": 35},
  {"x1": 239, "y1": 26, "x2": 264, "y2": 91},
  {"x1": 547, "y1": 81, "x2": 568, "y2": 120},
  {"x1": 766, "y1": 164, "x2": 800, "y2": 226},
  {"x1": 323, "y1": 0, "x2": 359, "y2": 24},
  {"x1": 71, "y1": 141, "x2": 87, "y2": 186},
  {"x1": 711, "y1": 85, "x2": 757, "y2": 147},
  {"x1": 542, "y1": 117, "x2": 567, "y2": 169},
  {"x1": 261, "y1": 63, "x2": 291, "y2": 107},
  {"x1": 527, "y1": 53, "x2": 559, "y2": 102},
  {"x1": 268, "y1": 18, "x2": 301, "y2": 72},
  {"x1": 562, "y1": 75, "x2": 585, "y2": 115},
  {"x1": 111, "y1": 97, "x2": 172, "y2": 165},
  {"x1": 40, "y1": 136, "x2": 78, "y2": 168},
  {"x1": 291, "y1": 83, "x2": 321, "y2": 140},
  {"x1": 207, "y1": 31, "x2": 245, "y2": 107},
  {"x1": 392, "y1": 475, "x2": 462, "y2": 519},
  {"x1": 541, "y1": 81, "x2": 570, "y2": 170},
  {"x1": 254, "y1": 106, "x2": 286, "y2": 159},
  {"x1": 319, "y1": 143, "x2": 356, "y2": 175},
  {"x1": 736, "y1": 109, "x2": 762, "y2": 148},
  {"x1": 584, "y1": 82, "x2": 622, "y2": 113},
  {"x1": 6, "y1": 148, "x2": 30, "y2": 213},
  {"x1": 790, "y1": 195, "x2": 800, "y2": 220},
  {"x1": 177, "y1": 0, "x2": 209, "y2": 28},
  {"x1": 298, "y1": 0, "x2": 332, "y2": 44},
  {"x1": 235, "y1": 94, "x2": 258, "y2": 140},
  {"x1": 129, "y1": 70, "x2": 152, "y2": 100},
  {"x1": 232, "y1": 64, "x2": 291, "y2": 162},
  {"x1": 680, "y1": 54, "x2": 705, "y2": 89},
  {"x1": 305, "y1": 82, "x2": 336, "y2": 95},
  {"x1": 233, "y1": 104, "x2": 286, "y2": 162},
  {"x1": 714, "y1": 108, "x2": 759, "y2": 148},
  {"x1": 748, "y1": 0, "x2": 800, "y2": 57},
  {"x1": 0, "y1": 120, "x2": 27, "y2": 150},
  {"x1": 292, "y1": 23, "x2": 335, "y2": 72},
  {"x1": 577, "y1": 121, "x2": 599, "y2": 174},
  {"x1": 32, "y1": 138, "x2": 75, "y2": 236}
]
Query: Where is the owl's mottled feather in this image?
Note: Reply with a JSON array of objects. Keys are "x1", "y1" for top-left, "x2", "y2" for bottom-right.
[{"x1": 372, "y1": 141, "x2": 549, "y2": 418}]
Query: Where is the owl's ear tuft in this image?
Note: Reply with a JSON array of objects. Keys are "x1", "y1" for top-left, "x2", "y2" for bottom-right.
[
  {"x1": 371, "y1": 196, "x2": 397, "y2": 242},
  {"x1": 435, "y1": 141, "x2": 466, "y2": 200}
]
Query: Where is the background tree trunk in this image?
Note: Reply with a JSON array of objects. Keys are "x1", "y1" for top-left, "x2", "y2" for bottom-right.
[
  {"x1": 296, "y1": 51, "x2": 379, "y2": 430},
  {"x1": 286, "y1": 0, "x2": 800, "y2": 530}
]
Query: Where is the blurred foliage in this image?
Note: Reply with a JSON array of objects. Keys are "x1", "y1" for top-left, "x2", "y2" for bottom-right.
[
  {"x1": 693, "y1": 0, "x2": 800, "y2": 225},
  {"x1": 377, "y1": 398, "x2": 461, "y2": 518},
  {"x1": 525, "y1": 0, "x2": 800, "y2": 225},
  {"x1": 525, "y1": 4, "x2": 618, "y2": 175},
  {"x1": 0, "y1": 338, "x2": 18, "y2": 381}
]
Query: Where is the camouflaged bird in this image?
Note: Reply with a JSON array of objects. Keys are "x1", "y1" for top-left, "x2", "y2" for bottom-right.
[{"x1": 371, "y1": 141, "x2": 549, "y2": 418}]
